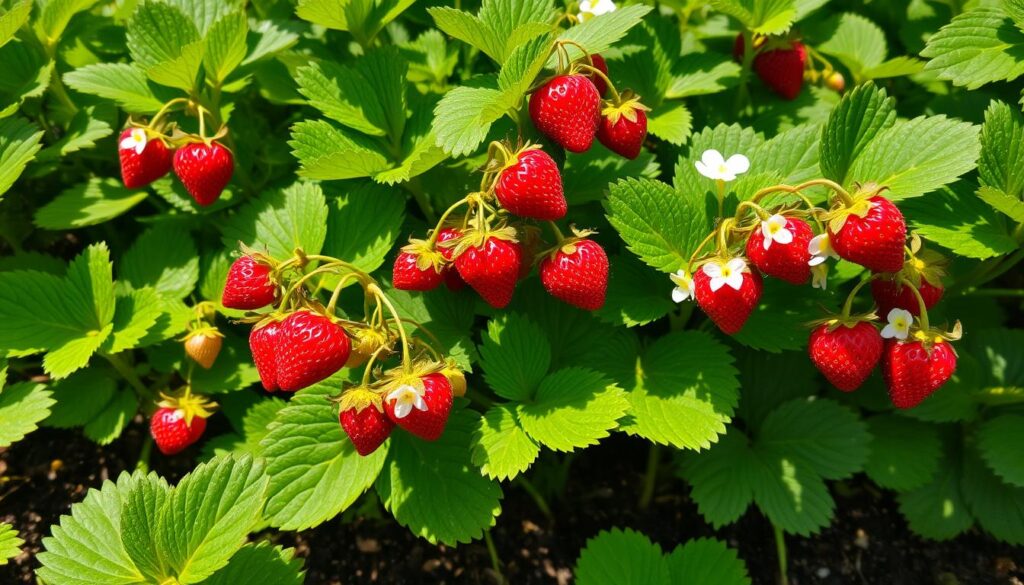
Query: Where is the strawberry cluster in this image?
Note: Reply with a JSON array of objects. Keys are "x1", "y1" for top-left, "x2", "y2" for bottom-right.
[
  {"x1": 676, "y1": 175, "x2": 961, "y2": 410},
  {"x1": 117, "y1": 98, "x2": 233, "y2": 206},
  {"x1": 221, "y1": 247, "x2": 466, "y2": 456},
  {"x1": 392, "y1": 140, "x2": 609, "y2": 312},
  {"x1": 733, "y1": 33, "x2": 846, "y2": 100}
]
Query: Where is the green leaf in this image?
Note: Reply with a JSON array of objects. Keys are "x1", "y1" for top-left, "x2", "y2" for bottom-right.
[
  {"x1": 478, "y1": 313, "x2": 551, "y2": 402},
  {"x1": 165, "y1": 0, "x2": 240, "y2": 35},
  {"x1": 0, "y1": 357, "x2": 7, "y2": 392},
  {"x1": 377, "y1": 408, "x2": 502, "y2": 545},
  {"x1": 37, "y1": 0, "x2": 99, "y2": 42},
  {"x1": 666, "y1": 538, "x2": 751, "y2": 585},
  {"x1": 242, "y1": 20, "x2": 299, "y2": 66},
  {"x1": 44, "y1": 367, "x2": 117, "y2": 429},
  {"x1": 730, "y1": 279, "x2": 826, "y2": 353},
  {"x1": 596, "y1": 254, "x2": 675, "y2": 328},
  {"x1": 0, "y1": 382, "x2": 53, "y2": 446},
  {"x1": 120, "y1": 475, "x2": 172, "y2": 583},
  {"x1": 203, "y1": 11, "x2": 248, "y2": 83},
  {"x1": 904, "y1": 184, "x2": 1018, "y2": 260},
  {"x1": 518, "y1": 368, "x2": 628, "y2": 452},
  {"x1": 734, "y1": 351, "x2": 817, "y2": 431},
  {"x1": 575, "y1": 528, "x2": 670, "y2": 585},
  {"x1": 751, "y1": 123, "x2": 821, "y2": 184},
  {"x1": 321, "y1": 182, "x2": 405, "y2": 274},
  {"x1": 672, "y1": 123, "x2": 765, "y2": 201},
  {"x1": 711, "y1": 0, "x2": 796, "y2": 35},
  {"x1": 103, "y1": 287, "x2": 163, "y2": 354},
  {"x1": 497, "y1": 32, "x2": 554, "y2": 98},
  {"x1": 677, "y1": 430, "x2": 762, "y2": 528},
  {"x1": 37, "y1": 472, "x2": 152, "y2": 585},
  {"x1": 749, "y1": 450, "x2": 835, "y2": 535},
  {"x1": 220, "y1": 182, "x2": 329, "y2": 260},
  {"x1": 297, "y1": 61, "x2": 389, "y2": 137},
  {"x1": 36, "y1": 105, "x2": 115, "y2": 162},
  {"x1": 666, "y1": 53, "x2": 742, "y2": 99},
  {"x1": 64, "y1": 64, "x2": 165, "y2": 113},
  {"x1": 758, "y1": 399, "x2": 869, "y2": 480},
  {"x1": 961, "y1": 448, "x2": 1024, "y2": 544},
  {"x1": 898, "y1": 452, "x2": 972, "y2": 540},
  {"x1": 0, "y1": 41, "x2": 51, "y2": 119},
  {"x1": 353, "y1": 47, "x2": 407, "y2": 143},
  {"x1": 199, "y1": 543, "x2": 305, "y2": 585},
  {"x1": 156, "y1": 455, "x2": 267, "y2": 583},
  {"x1": 127, "y1": 1, "x2": 204, "y2": 91},
  {"x1": 979, "y1": 100, "x2": 1024, "y2": 199},
  {"x1": 605, "y1": 177, "x2": 709, "y2": 273},
  {"x1": 0, "y1": 1, "x2": 32, "y2": 49},
  {"x1": 977, "y1": 186, "x2": 1024, "y2": 223},
  {"x1": 84, "y1": 389, "x2": 139, "y2": 445},
  {"x1": 428, "y1": 7, "x2": 503, "y2": 63},
  {"x1": 819, "y1": 83, "x2": 895, "y2": 185},
  {"x1": 864, "y1": 415, "x2": 942, "y2": 491},
  {"x1": 185, "y1": 334, "x2": 260, "y2": 394},
  {"x1": 289, "y1": 119, "x2": 391, "y2": 180},
  {"x1": 0, "y1": 117, "x2": 43, "y2": 201},
  {"x1": 261, "y1": 381, "x2": 387, "y2": 531},
  {"x1": 862, "y1": 57, "x2": 925, "y2": 79},
  {"x1": 563, "y1": 147, "x2": 661, "y2": 205},
  {"x1": 35, "y1": 179, "x2": 148, "y2": 230},
  {"x1": 471, "y1": 403, "x2": 540, "y2": 481},
  {"x1": 977, "y1": 414, "x2": 1024, "y2": 488},
  {"x1": 385, "y1": 285, "x2": 477, "y2": 371},
  {"x1": 846, "y1": 116, "x2": 980, "y2": 200},
  {"x1": 816, "y1": 12, "x2": 887, "y2": 76},
  {"x1": 432, "y1": 84, "x2": 513, "y2": 157},
  {"x1": 295, "y1": 0, "x2": 348, "y2": 30},
  {"x1": 620, "y1": 331, "x2": 739, "y2": 451},
  {"x1": 120, "y1": 225, "x2": 199, "y2": 300},
  {"x1": 555, "y1": 4, "x2": 653, "y2": 61},
  {"x1": 478, "y1": 0, "x2": 556, "y2": 62},
  {"x1": 647, "y1": 101, "x2": 693, "y2": 146},
  {"x1": 0, "y1": 522, "x2": 22, "y2": 565},
  {"x1": 922, "y1": 6, "x2": 1024, "y2": 90}
]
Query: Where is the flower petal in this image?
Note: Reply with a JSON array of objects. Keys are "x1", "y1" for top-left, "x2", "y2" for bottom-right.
[
  {"x1": 701, "y1": 149, "x2": 725, "y2": 168},
  {"x1": 726, "y1": 257, "x2": 747, "y2": 273},
  {"x1": 394, "y1": 401, "x2": 412, "y2": 419},
  {"x1": 694, "y1": 160, "x2": 714, "y2": 179},
  {"x1": 413, "y1": 394, "x2": 428, "y2": 412},
  {"x1": 725, "y1": 154, "x2": 750, "y2": 175},
  {"x1": 702, "y1": 262, "x2": 723, "y2": 278},
  {"x1": 808, "y1": 234, "x2": 825, "y2": 255},
  {"x1": 671, "y1": 288, "x2": 689, "y2": 303},
  {"x1": 808, "y1": 255, "x2": 826, "y2": 267},
  {"x1": 119, "y1": 136, "x2": 136, "y2": 150},
  {"x1": 709, "y1": 276, "x2": 725, "y2": 293},
  {"x1": 773, "y1": 227, "x2": 793, "y2": 245},
  {"x1": 725, "y1": 271, "x2": 744, "y2": 291}
]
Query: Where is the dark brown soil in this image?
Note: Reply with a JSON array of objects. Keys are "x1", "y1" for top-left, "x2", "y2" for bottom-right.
[{"x1": 3, "y1": 424, "x2": 1023, "y2": 585}]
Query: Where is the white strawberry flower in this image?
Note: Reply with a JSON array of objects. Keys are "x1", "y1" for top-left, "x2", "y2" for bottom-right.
[
  {"x1": 670, "y1": 269, "x2": 694, "y2": 303},
  {"x1": 694, "y1": 149, "x2": 750, "y2": 182},
  {"x1": 881, "y1": 308, "x2": 912, "y2": 340},
  {"x1": 808, "y1": 233, "x2": 838, "y2": 266},
  {"x1": 760, "y1": 214, "x2": 793, "y2": 250},
  {"x1": 811, "y1": 264, "x2": 828, "y2": 290},
  {"x1": 702, "y1": 258, "x2": 747, "y2": 293},
  {"x1": 119, "y1": 128, "x2": 149, "y2": 155},
  {"x1": 578, "y1": 0, "x2": 616, "y2": 21},
  {"x1": 386, "y1": 384, "x2": 428, "y2": 419}
]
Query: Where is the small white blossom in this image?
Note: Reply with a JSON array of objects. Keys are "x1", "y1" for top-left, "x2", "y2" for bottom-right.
[
  {"x1": 119, "y1": 128, "x2": 148, "y2": 155},
  {"x1": 881, "y1": 308, "x2": 913, "y2": 340},
  {"x1": 811, "y1": 264, "x2": 828, "y2": 290},
  {"x1": 702, "y1": 258, "x2": 747, "y2": 293},
  {"x1": 760, "y1": 214, "x2": 794, "y2": 250},
  {"x1": 386, "y1": 384, "x2": 428, "y2": 419},
  {"x1": 694, "y1": 149, "x2": 749, "y2": 182},
  {"x1": 670, "y1": 270, "x2": 694, "y2": 303},
  {"x1": 808, "y1": 233, "x2": 838, "y2": 266},
  {"x1": 578, "y1": 0, "x2": 616, "y2": 20}
]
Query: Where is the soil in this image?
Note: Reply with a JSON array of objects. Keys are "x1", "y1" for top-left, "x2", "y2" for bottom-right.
[{"x1": 3, "y1": 424, "x2": 1023, "y2": 585}]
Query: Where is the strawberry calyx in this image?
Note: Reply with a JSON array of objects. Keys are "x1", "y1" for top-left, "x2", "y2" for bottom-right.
[
  {"x1": 337, "y1": 385, "x2": 385, "y2": 414},
  {"x1": 908, "y1": 320, "x2": 963, "y2": 352},
  {"x1": 401, "y1": 238, "x2": 446, "y2": 274},
  {"x1": 157, "y1": 388, "x2": 216, "y2": 426},
  {"x1": 820, "y1": 182, "x2": 888, "y2": 233},
  {"x1": 540, "y1": 225, "x2": 596, "y2": 261},
  {"x1": 806, "y1": 311, "x2": 878, "y2": 333},
  {"x1": 897, "y1": 235, "x2": 947, "y2": 289},
  {"x1": 449, "y1": 225, "x2": 518, "y2": 260},
  {"x1": 601, "y1": 90, "x2": 650, "y2": 125},
  {"x1": 183, "y1": 325, "x2": 223, "y2": 342}
]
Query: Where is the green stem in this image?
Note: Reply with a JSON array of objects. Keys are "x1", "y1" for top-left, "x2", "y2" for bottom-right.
[
  {"x1": 517, "y1": 475, "x2": 555, "y2": 523},
  {"x1": 774, "y1": 523, "x2": 789, "y2": 585},
  {"x1": 899, "y1": 277, "x2": 931, "y2": 331},
  {"x1": 136, "y1": 435, "x2": 154, "y2": 473},
  {"x1": 404, "y1": 177, "x2": 437, "y2": 224},
  {"x1": 104, "y1": 353, "x2": 153, "y2": 400},
  {"x1": 483, "y1": 530, "x2": 505, "y2": 583},
  {"x1": 638, "y1": 443, "x2": 660, "y2": 510},
  {"x1": 716, "y1": 179, "x2": 726, "y2": 218},
  {"x1": 733, "y1": 29, "x2": 755, "y2": 113},
  {"x1": 962, "y1": 288, "x2": 1024, "y2": 298},
  {"x1": 841, "y1": 275, "x2": 876, "y2": 318}
]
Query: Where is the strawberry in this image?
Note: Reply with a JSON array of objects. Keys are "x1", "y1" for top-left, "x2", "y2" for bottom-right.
[
  {"x1": 118, "y1": 128, "x2": 172, "y2": 188},
  {"x1": 745, "y1": 215, "x2": 814, "y2": 285},
  {"x1": 184, "y1": 328, "x2": 223, "y2": 369},
  {"x1": 222, "y1": 255, "x2": 277, "y2": 310},
  {"x1": 871, "y1": 275, "x2": 943, "y2": 318},
  {"x1": 494, "y1": 148, "x2": 567, "y2": 220},
  {"x1": 249, "y1": 319, "x2": 282, "y2": 391},
  {"x1": 384, "y1": 373, "x2": 453, "y2": 441},
  {"x1": 808, "y1": 321, "x2": 883, "y2": 391},
  {"x1": 598, "y1": 109, "x2": 648, "y2": 160},
  {"x1": 588, "y1": 54, "x2": 609, "y2": 96},
  {"x1": 734, "y1": 36, "x2": 807, "y2": 100},
  {"x1": 150, "y1": 407, "x2": 207, "y2": 455},
  {"x1": 529, "y1": 74, "x2": 602, "y2": 152},
  {"x1": 173, "y1": 141, "x2": 233, "y2": 206},
  {"x1": 827, "y1": 195, "x2": 907, "y2": 273},
  {"x1": 825, "y1": 71, "x2": 845, "y2": 93},
  {"x1": 693, "y1": 257, "x2": 763, "y2": 335},
  {"x1": 454, "y1": 233, "x2": 523, "y2": 308},
  {"x1": 540, "y1": 238, "x2": 608, "y2": 311},
  {"x1": 436, "y1": 227, "x2": 467, "y2": 290},
  {"x1": 441, "y1": 361, "x2": 467, "y2": 398},
  {"x1": 882, "y1": 339, "x2": 957, "y2": 409},
  {"x1": 339, "y1": 388, "x2": 394, "y2": 456},
  {"x1": 392, "y1": 249, "x2": 444, "y2": 291},
  {"x1": 276, "y1": 310, "x2": 352, "y2": 392},
  {"x1": 444, "y1": 269, "x2": 467, "y2": 291}
]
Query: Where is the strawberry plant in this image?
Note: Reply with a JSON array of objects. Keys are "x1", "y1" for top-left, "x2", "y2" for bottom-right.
[{"x1": 0, "y1": 0, "x2": 1022, "y2": 583}]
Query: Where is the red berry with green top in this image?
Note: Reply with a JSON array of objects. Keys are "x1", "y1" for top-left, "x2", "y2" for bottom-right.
[
  {"x1": 118, "y1": 128, "x2": 172, "y2": 189},
  {"x1": 222, "y1": 255, "x2": 277, "y2": 310},
  {"x1": 173, "y1": 141, "x2": 233, "y2": 206},
  {"x1": 529, "y1": 75, "x2": 602, "y2": 153},
  {"x1": 393, "y1": 251, "x2": 444, "y2": 291},
  {"x1": 150, "y1": 407, "x2": 207, "y2": 455},
  {"x1": 249, "y1": 319, "x2": 282, "y2": 392},
  {"x1": 340, "y1": 404, "x2": 394, "y2": 456},
  {"x1": 746, "y1": 216, "x2": 814, "y2": 285},
  {"x1": 494, "y1": 149, "x2": 567, "y2": 220},
  {"x1": 882, "y1": 339, "x2": 957, "y2": 409},
  {"x1": 808, "y1": 322, "x2": 883, "y2": 391},
  {"x1": 693, "y1": 257, "x2": 762, "y2": 335},
  {"x1": 383, "y1": 373, "x2": 453, "y2": 441},
  {"x1": 540, "y1": 239, "x2": 609, "y2": 311},
  {"x1": 455, "y1": 237, "x2": 523, "y2": 308},
  {"x1": 828, "y1": 196, "x2": 907, "y2": 273},
  {"x1": 275, "y1": 310, "x2": 351, "y2": 392}
]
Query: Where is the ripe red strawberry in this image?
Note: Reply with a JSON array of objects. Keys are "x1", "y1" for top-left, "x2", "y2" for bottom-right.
[
  {"x1": 540, "y1": 239, "x2": 608, "y2": 311},
  {"x1": 734, "y1": 36, "x2": 807, "y2": 100},
  {"x1": 808, "y1": 321, "x2": 883, "y2": 391},
  {"x1": 588, "y1": 54, "x2": 609, "y2": 95},
  {"x1": 384, "y1": 373, "x2": 453, "y2": 441},
  {"x1": 276, "y1": 310, "x2": 352, "y2": 392},
  {"x1": 118, "y1": 128, "x2": 172, "y2": 188},
  {"x1": 436, "y1": 227, "x2": 467, "y2": 290},
  {"x1": 871, "y1": 274, "x2": 943, "y2": 318},
  {"x1": 882, "y1": 340, "x2": 957, "y2": 409},
  {"x1": 173, "y1": 141, "x2": 233, "y2": 206},
  {"x1": 339, "y1": 391, "x2": 394, "y2": 456},
  {"x1": 597, "y1": 105, "x2": 648, "y2": 159},
  {"x1": 444, "y1": 268, "x2": 466, "y2": 291},
  {"x1": 393, "y1": 250, "x2": 444, "y2": 291},
  {"x1": 249, "y1": 319, "x2": 282, "y2": 391},
  {"x1": 692, "y1": 258, "x2": 763, "y2": 335},
  {"x1": 494, "y1": 149, "x2": 567, "y2": 220},
  {"x1": 455, "y1": 235, "x2": 523, "y2": 308},
  {"x1": 150, "y1": 407, "x2": 207, "y2": 455},
  {"x1": 746, "y1": 216, "x2": 814, "y2": 284},
  {"x1": 222, "y1": 255, "x2": 277, "y2": 310},
  {"x1": 828, "y1": 196, "x2": 907, "y2": 273},
  {"x1": 529, "y1": 74, "x2": 602, "y2": 152}
]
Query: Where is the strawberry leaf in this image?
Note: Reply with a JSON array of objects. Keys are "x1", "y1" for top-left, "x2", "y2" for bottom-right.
[
  {"x1": 563, "y1": 147, "x2": 660, "y2": 205},
  {"x1": 816, "y1": 13, "x2": 888, "y2": 78},
  {"x1": 220, "y1": 181, "x2": 329, "y2": 259},
  {"x1": 0, "y1": 0, "x2": 31, "y2": 49},
  {"x1": 121, "y1": 224, "x2": 199, "y2": 300},
  {"x1": 922, "y1": 6, "x2": 1024, "y2": 90},
  {"x1": 386, "y1": 284, "x2": 478, "y2": 371},
  {"x1": 819, "y1": 82, "x2": 895, "y2": 185},
  {"x1": 621, "y1": 331, "x2": 739, "y2": 451},
  {"x1": 297, "y1": 61, "x2": 390, "y2": 137},
  {"x1": 0, "y1": 382, "x2": 53, "y2": 447},
  {"x1": 897, "y1": 450, "x2": 973, "y2": 540},
  {"x1": 377, "y1": 407, "x2": 503, "y2": 545},
  {"x1": 83, "y1": 388, "x2": 139, "y2": 445},
  {"x1": 751, "y1": 123, "x2": 821, "y2": 185},
  {"x1": 64, "y1": 63, "x2": 168, "y2": 114},
  {"x1": 0, "y1": 522, "x2": 22, "y2": 566},
  {"x1": 471, "y1": 403, "x2": 540, "y2": 481},
  {"x1": 517, "y1": 368, "x2": 629, "y2": 452},
  {"x1": 758, "y1": 398, "x2": 869, "y2": 481},
  {"x1": 102, "y1": 287, "x2": 163, "y2": 354},
  {"x1": 432, "y1": 83, "x2": 515, "y2": 157},
  {"x1": 260, "y1": 380, "x2": 388, "y2": 531},
  {"x1": 127, "y1": 1, "x2": 204, "y2": 92},
  {"x1": 289, "y1": 119, "x2": 391, "y2": 180},
  {"x1": 665, "y1": 538, "x2": 752, "y2": 585},
  {"x1": 322, "y1": 182, "x2": 406, "y2": 275},
  {"x1": 0, "y1": 41, "x2": 52, "y2": 118},
  {"x1": 202, "y1": 11, "x2": 248, "y2": 84},
  {"x1": 976, "y1": 414, "x2": 1024, "y2": 488},
  {"x1": 478, "y1": 313, "x2": 551, "y2": 402},
  {"x1": 575, "y1": 528, "x2": 670, "y2": 585},
  {"x1": 904, "y1": 183, "x2": 1018, "y2": 260},
  {"x1": 43, "y1": 368, "x2": 117, "y2": 429},
  {"x1": 979, "y1": 100, "x2": 1024, "y2": 201},
  {"x1": 121, "y1": 474, "x2": 173, "y2": 582},
  {"x1": 36, "y1": 0, "x2": 98, "y2": 42},
  {"x1": 961, "y1": 448, "x2": 1024, "y2": 544},
  {"x1": 596, "y1": 254, "x2": 675, "y2": 328},
  {"x1": 666, "y1": 53, "x2": 742, "y2": 99},
  {"x1": 200, "y1": 543, "x2": 305, "y2": 585},
  {"x1": 554, "y1": 4, "x2": 654, "y2": 62},
  {"x1": 864, "y1": 415, "x2": 942, "y2": 491},
  {"x1": 711, "y1": 0, "x2": 796, "y2": 36},
  {"x1": 0, "y1": 117, "x2": 43, "y2": 203},
  {"x1": 35, "y1": 178, "x2": 149, "y2": 230}
]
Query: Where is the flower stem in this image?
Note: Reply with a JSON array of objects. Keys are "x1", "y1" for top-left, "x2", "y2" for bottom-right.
[
  {"x1": 369, "y1": 284, "x2": 412, "y2": 373},
  {"x1": 841, "y1": 275, "x2": 876, "y2": 318},
  {"x1": 517, "y1": 475, "x2": 554, "y2": 523},
  {"x1": 898, "y1": 277, "x2": 931, "y2": 331},
  {"x1": 773, "y1": 523, "x2": 790, "y2": 585},
  {"x1": 716, "y1": 179, "x2": 726, "y2": 218},
  {"x1": 638, "y1": 443, "x2": 660, "y2": 510},
  {"x1": 483, "y1": 529, "x2": 505, "y2": 583},
  {"x1": 136, "y1": 435, "x2": 154, "y2": 473}
]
